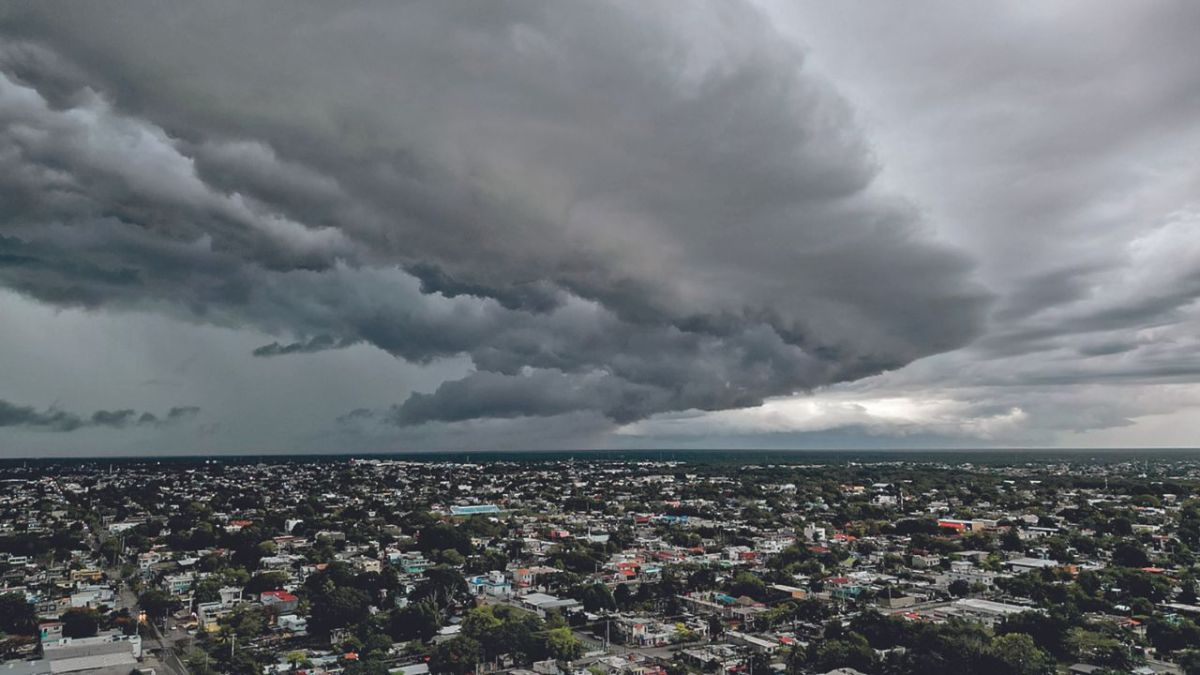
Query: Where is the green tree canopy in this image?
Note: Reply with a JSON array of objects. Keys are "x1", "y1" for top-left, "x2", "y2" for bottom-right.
[{"x1": 430, "y1": 636, "x2": 482, "y2": 675}]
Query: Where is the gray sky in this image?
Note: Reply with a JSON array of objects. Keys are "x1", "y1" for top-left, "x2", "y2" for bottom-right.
[{"x1": 1, "y1": 1, "x2": 1199, "y2": 456}]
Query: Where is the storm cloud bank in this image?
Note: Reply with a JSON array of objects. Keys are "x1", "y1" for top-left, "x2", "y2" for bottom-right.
[
  {"x1": 0, "y1": 2, "x2": 988, "y2": 428},
  {"x1": 0, "y1": 399, "x2": 198, "y2": 432}
]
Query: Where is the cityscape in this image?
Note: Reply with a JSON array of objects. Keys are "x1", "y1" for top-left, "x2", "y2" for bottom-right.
[
  {"x1": 4, "y1": 2, "x2": 1200, "y2": 675},
  {"x1": 2, "y1": 453, "x2": 1200, "y2": 675}
]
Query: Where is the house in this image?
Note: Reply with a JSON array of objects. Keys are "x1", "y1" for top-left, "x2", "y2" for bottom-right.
[
  {"x1": 613, "y1": 616, "x2": 673, "y2": 647},
  {"x1": 278, "y1": 614, "x2": 307, "y2": 633},
  {"x1": 911, "y1": 554, "x2": 940, "y2": 569},
  {"x1": 353, "y1": 556, "x2": 382, "y2": 574},
  {"x1": 260, "y1": 590, "x2": 300, "y2": 613},
  {"x1": 726, "y1": 630, "x2": 779, "y2": 655},
  {"x1": 467, "y1": 571, "x2": 513, "y2": 597},
  {"x1": 38, "y1": 621, "x2": 64, "y2": 643},
  {"x1": 68, "y1": 569, "x2": 104, "y2": 584},
  {"x1": 938, "y1": 561, "x2": 1000, "y2": 589},
  {"x1": 769, "y1": 584, "x2": 807, "y2": 600},
  {"x1": 40, "y1": 630, "x2": 143, "y2": 673},
  {"x1": 518, "y1": 593, "x2": 581, "y2": 617},
  {"x1": 164, "y1": 573, "x2": 195, "y2": 596},
  {"x1": 219, "y1": 586, "x2": 244, "y2": 607},
  {"x1": 69, "y1": 586, "x2": 114, "y2": 609},
  {"x1": 450, "y1": 504, "x2": 501, "y2": 516},
  {"x1": 138, "y1": 551, "x2": 164, "y2": 571},
  {"x1": 934, "y1": 599, "x2": 1035, "y2": 627},
  {"x1": 1005, "y1": 557, "x2": 1059, "y2": 573},
  {"x1": 397, "y1": 552, "x2": 432, "y2": 575},
  {"x1": 802, "y1": 524, "x2": 827, "y2": 542},
  {"x1": 197, "y1": 602, "x2": 230, "y2": 632},
  {"x1": 513, "y1": 568, "x2": 534, "y2": 587}
]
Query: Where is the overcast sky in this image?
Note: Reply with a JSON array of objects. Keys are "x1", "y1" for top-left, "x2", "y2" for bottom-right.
[{"x1": 1, "y1": 1, "x2": 1199, "y2": 456}]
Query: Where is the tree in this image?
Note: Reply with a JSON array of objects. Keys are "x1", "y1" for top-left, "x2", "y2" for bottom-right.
[
  {"x1": 418, "y1": 524, "x2": 472, "y2": 556},
  {"x1": 468, "y1": 548, "x2": 509, "y2": 575},
  {"x1": 983, "y1": 633, "x2": 1055, "y2": 675},
  {"x1": 687, "y1": 568, "x2": 717, "y2": 591},
  {"x1": 286, "y1": 651, "x2": 313, "y2": 670},
  {"x1": 227, "y1": 648, "x2": 264, "y2": 675},
  {"x1": 1147, "y1": 616, "x2": 1200, "y2": 654},
  {"x1": 139, "y1": 589, "x2": 178, "y2": 624},
  {"x1": 60, "y1": 608, "x2": 100, "y2": 639},
  {"x1": 1111, "y1": 541, "x2": 1150, "y2": 568},
  {"x1": 344, "y1": 660, "x2": 389, "y2": 675},
  {"x1": 494, "y1": 607, "x2": 548, "y2": 663},
  {"x1": 0, "y1": 593, "x2": 36, "y2": 636},
  {"x1": 193, "y1": 576, "x2": 226, "y2": 604},
  {"x1": 543, "y1": 626, "x2": 582, "y2": 662},
  {"x1": 998, "y1": 610, "x2": 1072, "y2": 658},
  {"x1": 1179, "y1": 650, "x2": 1200, "y2": 675},
  {"x1": 245, "y1": 572, "x2": 291, "y2": 595},
  {"x1": 1066, "y1": 628, "x2": 1138, "y2": 671},
  {"x1": 312, "y1": 586, "x2": 371, "y2": 631},
  {"x1": 1001, "y1": 528, "x2": 1023, "y2": 552},
  {"x1": 613, "y1": 583, "x2": 633, "y2": 609},
  {"x1": 948, "y1": 579, "x2": 971, "y2": 597},
  {"x1": 388, "y1": 601, "x2": 440, "y2": 642},
  {"x1": 430, "y1": 636, "x2": 482, "y2": 675},
  {"x1": 807, "y1": 633, "x2": 876, "y2": 673},
  {"x1": 576, "y1": 583, "x2": 616, "y2": 613},
  {"x1": 411, "y1": 566, "x2": 468, "y2": 608},
  {"x1": 727, "y1": 571, "x2": 767, "y2": 601},
  {"x1": 223, "y1": 605, "x2": 268, "y2": 639},
  {"x1": 848, "y1": 611, "x2": 906, "y2": 649},
  {"x1": 461, "y1": 606, "x2": 504, "y2": 657}
]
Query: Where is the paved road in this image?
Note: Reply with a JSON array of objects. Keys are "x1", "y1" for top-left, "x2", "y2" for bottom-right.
[
  {"x1": 147, "y1": 621, "x2": 192, "y2": 675},
  {"x1": 106, "y1": 565, "x2": 190, "y2": 675}
]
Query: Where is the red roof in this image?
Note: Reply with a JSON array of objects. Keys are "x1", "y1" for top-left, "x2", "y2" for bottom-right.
[{"x1": 261, "y1": 590, "x2": 298, "y2": 602}]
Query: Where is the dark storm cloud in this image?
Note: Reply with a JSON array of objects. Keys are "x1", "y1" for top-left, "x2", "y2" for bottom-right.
[
  {"x1": 391, "y1": 370, "x2": 669, "y2": 426},
  {"x1": 0, "y1": 399, "x2": 199, "y2": 432},
  {"x1": 675, "y1": 1, "x2": 1200, "y2": 448},
  {"x1": 0, "y1": 399, "x2": 86, "y2": 431},
  {"x1": 336, "y1": 408, "x2": 375, "y2": 426},
  {"x1": 166, "y1": 406, "x2": 201, "y2": 421},
  {"x1": 253, "y1": 335, "x2": 355, "y2": 358},
  {"x1": 0, "y1": 2, "x2": 989, "y2": 427}
]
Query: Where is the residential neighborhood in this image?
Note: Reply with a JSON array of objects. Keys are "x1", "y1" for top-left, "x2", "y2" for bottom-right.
[{"x1": 2, "y1": 454, "x2": 1200, "y2": 675}]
